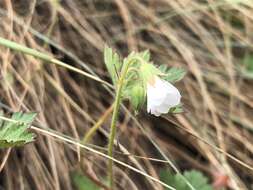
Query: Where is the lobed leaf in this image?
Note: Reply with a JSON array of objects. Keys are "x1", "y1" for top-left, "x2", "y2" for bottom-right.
[
  {"x1": 104, "y1": 45, "x2": 122, "y2": 86},
  {"x1": 159, "y1": 65, "x2": 186, "y2": 83},
  {"x1": 160, "y1": 169, "x2": 213, "y2": 190},
  {"x1": 0, "y1": 112, "x2": 37, "y2": 148}
]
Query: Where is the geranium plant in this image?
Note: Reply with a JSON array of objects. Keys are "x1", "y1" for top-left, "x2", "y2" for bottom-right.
[{"x1": 104, "y1": 46, "x2": 186, "y2": 188}]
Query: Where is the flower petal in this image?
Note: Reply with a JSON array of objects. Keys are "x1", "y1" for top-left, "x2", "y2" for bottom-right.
[{"x1": 147, "y1": 77, "x2": 181, "y2": 116}]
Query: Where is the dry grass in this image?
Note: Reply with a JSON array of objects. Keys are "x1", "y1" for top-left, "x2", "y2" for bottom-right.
[{"x1": 0, "y1": 0, "x2": 253, "y2": 189}]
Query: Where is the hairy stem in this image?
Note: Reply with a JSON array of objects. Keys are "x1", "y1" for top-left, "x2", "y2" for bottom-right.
[{"x1": 107, "y1": 60, "x2": 133, "y2": 189}]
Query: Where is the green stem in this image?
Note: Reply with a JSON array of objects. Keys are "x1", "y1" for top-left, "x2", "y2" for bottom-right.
[
  {"x1": 0, "y1": 37, "x2": 112, "y2": 88},
  {"x1": 107, "y1": 60, "x2": 133, "y2": 189}
]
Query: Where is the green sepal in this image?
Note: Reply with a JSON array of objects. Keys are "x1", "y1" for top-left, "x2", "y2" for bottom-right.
[
  {"x1": 129, "y1": 84, "x2": 146, "y2": 111},
  {"x1": 169, "y1": 104, "x2": 184, "y2": 114},
  {"x1": 140, "y1": 63, "x2": 162, "y2": 84},
  {"x1": 139, "y1": 49, "x2": 151, "y2": 62}
]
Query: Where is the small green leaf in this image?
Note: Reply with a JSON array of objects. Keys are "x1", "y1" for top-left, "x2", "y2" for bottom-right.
[
  {"x1": 238, "y1": 54, "x2": 253, "y2": 79},
  {"x1": 160, "y1": 170, "x2": 213, "y2": 190},
  {"x1": 159, "y1": 65, "x2": 186, "y2": 83},
  {"x1": 182, "y1": 170, "x2": 212, "y2": 190},
  {"x1": 72, "y1": 172, "x2": 102, "y2": 190},
  {"x1": 160, "y1": 170, "x2": 176, "y2": 190},
  {"x1": 104, "y1": 46, "x2": 122, "y2": 86},
  {"x1": 0, "y1": 112, "x2": 37, "y2": 148},
  {"x1": 243, "y1": 54, "x2": 253, "y2": 71}
]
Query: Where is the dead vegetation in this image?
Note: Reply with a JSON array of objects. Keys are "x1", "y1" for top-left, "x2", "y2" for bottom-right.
[{"x1": 0, "y1": 0, "x2": 253, "y2": 189}]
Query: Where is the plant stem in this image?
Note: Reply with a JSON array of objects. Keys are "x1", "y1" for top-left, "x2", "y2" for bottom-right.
[
  {"x1": 107, "y1": 60, "x2": 133, "y2": 189},
  {"x1": 107, "y1": 90, "x2": 122, "y2": 189},
  {"x1": 0, "y1": 37, "x2": 112, "y2": 87}
]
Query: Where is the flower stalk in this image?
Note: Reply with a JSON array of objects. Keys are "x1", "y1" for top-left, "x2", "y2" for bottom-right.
[{"x1": 107, "y1": 59, "x2": 133, "y2": 189}]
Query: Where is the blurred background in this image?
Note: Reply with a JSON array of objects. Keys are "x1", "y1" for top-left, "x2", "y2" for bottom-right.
[{"x1": 0, "y1": 0, "x2": 253, "y2": 189}]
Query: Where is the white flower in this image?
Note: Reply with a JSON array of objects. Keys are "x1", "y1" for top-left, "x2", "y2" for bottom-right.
[{"x1": 147, "y1": 76, "x2": 181, "y2": 116}]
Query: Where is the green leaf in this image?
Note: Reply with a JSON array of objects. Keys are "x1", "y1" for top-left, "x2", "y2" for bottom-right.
[
  {"x1": 104, "y1": 45, "x2": 122, "y2": 86},
  {"x1": 72, "y1": 172, "x2": 102, "y2": 190},
  {"x1": 159, "y1": 65, "x2": 186, "y2": 83},
  {"x1": 160, "y1": 170, "x2": 177, "y2": 189},
  {"x1": 160, "y1": 170, "x2": 213, "y2": 190},
  {"x1": 243, "y1": 54, "x2": 253, "y2": 72},
  {"x1": 238, "y1": 54, "x2": 253, "y2": 79},
  {"x1": 0, "y1": 112, "x2": 37, "y2": 148},
  {"x1": 182, "y1": 171, "x2": 212, "y2": 190}
]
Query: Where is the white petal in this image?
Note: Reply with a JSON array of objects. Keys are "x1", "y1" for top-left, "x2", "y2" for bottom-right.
[
  {"x1": 151, "y1": 109, "x2": 162, "y2": 116},
  {"x1": 147, "y1": 77, "x2": 181, "y2": 116},
  {"x1": 147, "y1": 84, "x2": 167, "y2": 102}
]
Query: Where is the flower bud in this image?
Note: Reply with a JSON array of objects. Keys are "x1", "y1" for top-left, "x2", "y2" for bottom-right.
[
  {"x1": 129, "y1": 84, "x2": 145, "y2": 111},
  {"x1": 140, "y1": 63, "x2": 162, "y2": 84}
]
